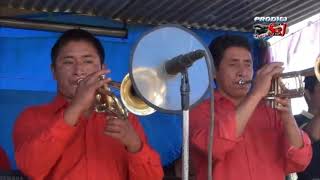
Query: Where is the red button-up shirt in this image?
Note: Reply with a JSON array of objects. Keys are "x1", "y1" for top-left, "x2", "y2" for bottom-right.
[
  {"x1": 190, "y1": 91, "x2": 312, "y2": 180},
  {"x1": 13, "y1": 94, "x2": 163, "y2": 180},
  {"x1": 0, "y1": 146, "x2": 11, "y2": 171}
]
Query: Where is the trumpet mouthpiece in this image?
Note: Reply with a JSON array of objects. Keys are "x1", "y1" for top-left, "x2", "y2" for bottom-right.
[
  {"x1": 238, "y1": 79, "x2": 252, "y2": 85},
  {"x1": 77, "y1": 78, "x2": 84, "y2": 85}
]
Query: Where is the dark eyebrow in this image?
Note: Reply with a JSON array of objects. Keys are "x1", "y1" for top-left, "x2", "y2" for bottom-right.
[
  {"x1": 62, "y1": 54, "x2": 96, "y2": 59},
  {"x1": 230, "y1": 59, "x2": 252, "y2": 64},
  {"x1": 62, "y1": 55, "x2": 74, "y2": 59},
  {"x1": 230, "y1": 59, "x2": 240, "y2": 62},
  {"x1": 82, "y1": 54, "x2": 95, "y2": 58}
]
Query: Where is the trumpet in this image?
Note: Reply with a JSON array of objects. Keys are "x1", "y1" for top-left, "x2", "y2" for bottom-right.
[
  {"x1": 238, "y1": 57, "x2": 320, "y2": 108},
  {"x1": 95, "y1": 73, "x2": 156, "y2": 119}
]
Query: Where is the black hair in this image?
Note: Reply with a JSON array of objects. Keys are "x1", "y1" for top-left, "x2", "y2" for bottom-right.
[
  {"x1": 304, "y1": 76, "x2": 319, "y2": 93},
  {"x1": 51, "y1": 29, "x2": 105, "y2": 66},
  {"x1": 208, "y1": 35, "x2": 251, "y2": 70}
]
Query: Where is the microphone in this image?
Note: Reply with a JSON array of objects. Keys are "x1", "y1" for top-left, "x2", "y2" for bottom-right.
[{"x1": 164, "y1": 49, "x2": 206, "y2": 75}]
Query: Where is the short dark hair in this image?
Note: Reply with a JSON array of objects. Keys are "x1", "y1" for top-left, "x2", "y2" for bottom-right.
[
  {"x1": 51, "y1": 29, "x2": 105, "y2": 66},
  {"x1": 304, "y1": 76, "x2": 319, "y2": 93},
  {"x1": 208, "y1": 35, "x2": 251, "y2": 70}
]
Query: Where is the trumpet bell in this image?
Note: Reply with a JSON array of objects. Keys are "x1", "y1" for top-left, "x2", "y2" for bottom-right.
[
  {"x1": 120, "y1": 74, "x2": 156, "y2": 116},
  {"x1": 94, "y1": 72, "x2": 155, "y2": 118}
]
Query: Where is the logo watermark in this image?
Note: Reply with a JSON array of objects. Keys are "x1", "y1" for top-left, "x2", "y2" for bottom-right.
[{"x1": 253, "y1": 16, "x2": 288, "y2": 40}]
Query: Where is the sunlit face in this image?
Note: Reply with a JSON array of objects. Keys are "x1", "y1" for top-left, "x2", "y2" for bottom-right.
[
  {"x1": 215, "y1": 47, "x2": 253, "y2": 103},
  {"x1": 52, "y1": 40, "x2": 102, "y2": 100}
]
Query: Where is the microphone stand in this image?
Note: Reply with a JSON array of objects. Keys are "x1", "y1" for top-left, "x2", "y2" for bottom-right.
[
  {"x1": 179, "y1": 54, "x2": 215, "y2": 180},
  {"x1": 176, "y1": 52, "x2": 215, "y2": 180},
  {"x1": 181, "y1": 69, "x2": 190, "y2": 180}
]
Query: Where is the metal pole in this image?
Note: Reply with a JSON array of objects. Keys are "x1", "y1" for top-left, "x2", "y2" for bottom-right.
[
  {"x1": 182, "y1": 110, "x2": 189, "y2": 180},
  {"x1": 181, "y1": 71, "x2": 190, "y2": 180},
  {"x1": 0, "y1": 17, "x2": 127, "y2": 38}
]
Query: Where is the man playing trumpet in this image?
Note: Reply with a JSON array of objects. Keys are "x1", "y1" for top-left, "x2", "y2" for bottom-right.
[
  {"x1": 13, "y1": 29, "x2": 163, "y2": 180},
  {"x1": 190, "y1": 35, "x2": 312, "y2": 180}
]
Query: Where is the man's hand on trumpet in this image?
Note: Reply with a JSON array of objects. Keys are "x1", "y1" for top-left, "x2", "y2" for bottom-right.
[
  {"x1": 254, "y1": 62, "x2": 303, "y2": 148},
  {"x1": 250, "y1": 62, "x2": 284, "y2": 99},
  {"x1": 73, "y1": 69, "x2": 111, "y2": 112},
  {"x1": 275, "y1": 97, "x2": 292, "y2": 112},
  {"x1": 104, "y1": 115, "x2": 142, "y2": 153},
  {"x1": 64, "y1": 68, "x2": 112, "y2": 126}
]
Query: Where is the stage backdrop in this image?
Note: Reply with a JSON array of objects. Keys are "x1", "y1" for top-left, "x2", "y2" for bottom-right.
[{"x1": 0, "y1": 14, "x2": 259, "y2": 169}]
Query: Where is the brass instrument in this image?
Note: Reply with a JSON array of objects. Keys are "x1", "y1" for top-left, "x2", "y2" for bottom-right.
[
  {"x1": 239, "y1": 56, "x2": 320, "y2": 108},
  {"x1": 95, "y1": 73, "x2": 155, "y2": 119}
]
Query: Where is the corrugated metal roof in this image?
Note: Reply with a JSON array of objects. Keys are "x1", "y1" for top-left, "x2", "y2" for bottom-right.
[{"x1": 1, "y1": 0, "x2": 319, "y2": 32}]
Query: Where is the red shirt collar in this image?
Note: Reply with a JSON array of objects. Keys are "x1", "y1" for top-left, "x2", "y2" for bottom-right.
[
  {"x1": 214, "y1": 90, "x2": 225, "y2": 101},
  {"x1": 51, "y1": 93, "x2": 69, "y2": 113},
  {"x1": 214, "y1": 90, "x2": 235, "y2": 104}
]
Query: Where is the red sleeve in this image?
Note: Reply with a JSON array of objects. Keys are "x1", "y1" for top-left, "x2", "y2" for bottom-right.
[
  {"x1": 13, "y1": 108, "x2": 77, "y2": 179},
  {"x1": 284, "y1": 130, "x2": 312, "y2": 173},
  {"x1": 190, "y1": 100, "x2": 243, "y2": 161},
  {"x1": 127, "y1": 114, "x2": 164, "y2": 180},
  {"x1": 0, "y1": 147, "x2": 11, "y2": 171}
]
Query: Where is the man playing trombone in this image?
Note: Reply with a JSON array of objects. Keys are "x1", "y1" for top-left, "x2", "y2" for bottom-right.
[
  {"x1": 13, "y1": 29, "x2": 163, "y2": 180},
  {"x1": 190, "y1": 35, "x2": 312, "y2": 180}
]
